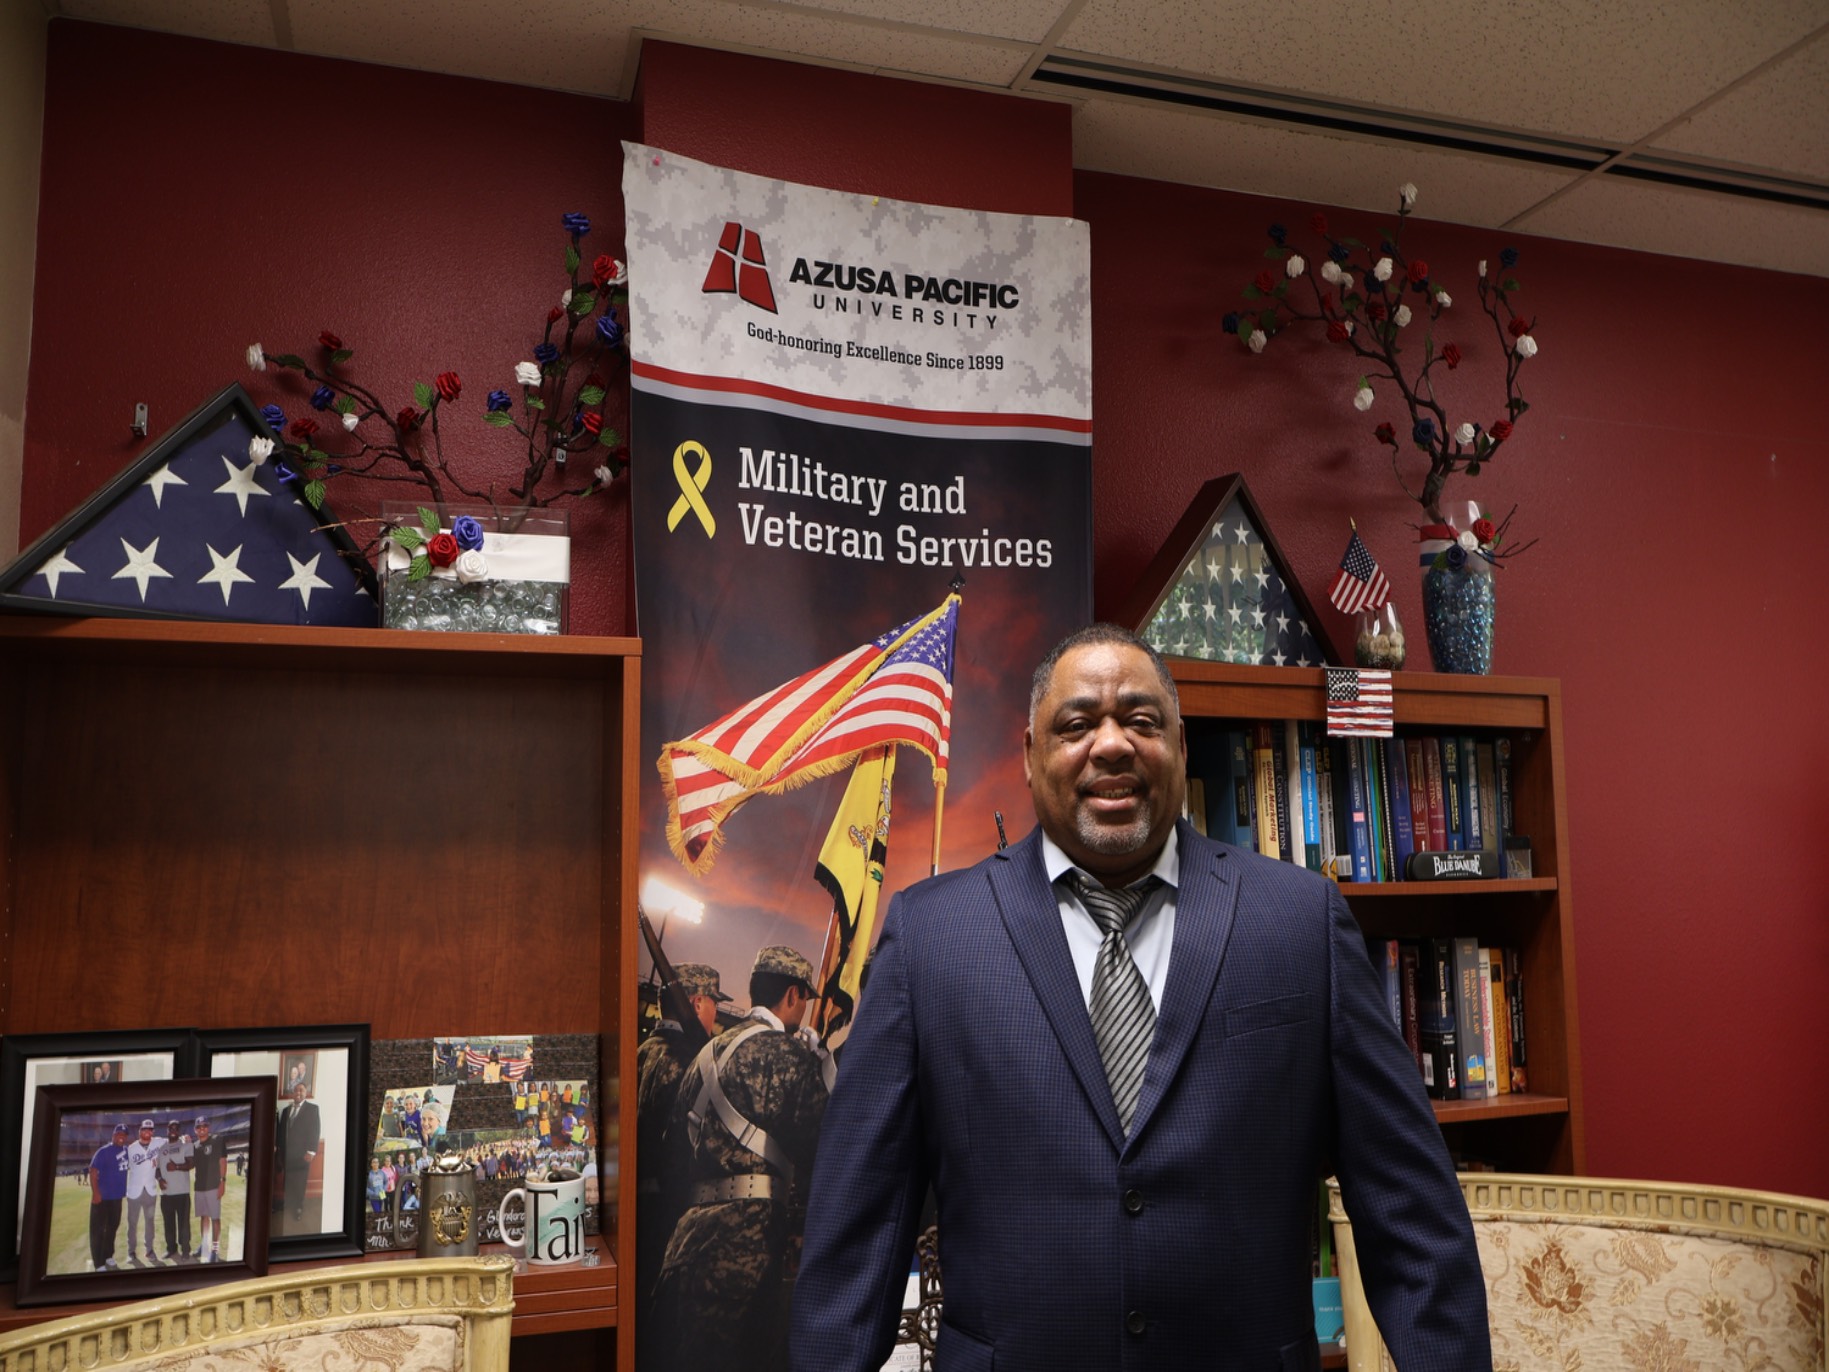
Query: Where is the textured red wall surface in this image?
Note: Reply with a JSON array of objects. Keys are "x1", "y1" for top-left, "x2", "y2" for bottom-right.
[{"x1": 24, "y1": 25, "x2": 1829, "y2": 1196}]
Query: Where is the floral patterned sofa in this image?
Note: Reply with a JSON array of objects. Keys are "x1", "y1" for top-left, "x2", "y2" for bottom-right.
[
  {"x1": 1330, "y1": 1174, "x2": 1828, "y2": 1372},
  {"x1": 0, "y1": 1256, "x2": 514, "y2": 1372}
]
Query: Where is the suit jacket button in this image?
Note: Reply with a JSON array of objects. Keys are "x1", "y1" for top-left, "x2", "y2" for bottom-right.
[
  {"x1": 1125, "y1": 1310, "x2": 1145, "y2": 1335},
  {"x1": 1123, "y1": 1189, "x2": 1144, "y2": 1214}
]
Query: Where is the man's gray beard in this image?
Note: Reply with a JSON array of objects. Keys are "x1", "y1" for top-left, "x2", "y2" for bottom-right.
[{"x1": 1073, "y1": 810, "x2": 1154, "y2": 858}]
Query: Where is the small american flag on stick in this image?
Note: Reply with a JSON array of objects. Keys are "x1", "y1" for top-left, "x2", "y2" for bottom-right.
[
  {"x1": 1326, "y1": 667, "x2": 1394, "y2": 738},
  {"x1": 1328, "y1": 528, "x2": 1390, "y2": 614}
]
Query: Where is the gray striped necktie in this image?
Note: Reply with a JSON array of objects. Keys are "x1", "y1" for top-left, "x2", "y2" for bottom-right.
[{"x1": 1069, "y1": 872, "x2": 1160, "y2": 1134}]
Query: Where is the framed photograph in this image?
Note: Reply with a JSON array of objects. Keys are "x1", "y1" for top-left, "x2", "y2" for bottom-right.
[
  {"x1": 16, "y1": 1076, "x2": 275, "y2": 1307},
  {"x1": 1114, "y1": 473, "x2": 1342, "y2": 667},
  {"x1": 196, "y1": 1024, "x2": 369, "y2": 1261},
  {"x1": 0, "y1": 1029, "x2": 198, "y2": 1278}
]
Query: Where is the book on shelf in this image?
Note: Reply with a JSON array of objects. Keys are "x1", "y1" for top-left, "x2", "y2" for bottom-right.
[
  {"x1": 1460, "y1": 734, "x2": 1483, "y2": 853},
  {"x1": 1382, "y1": 735, "x2": 1416, "y2": 868},
  {"x1": 1185, "y1": 776, "x2": 1208, "y2": 836},
  {"x1": 1486, "y1": 946, "x2": 1512, "y2": 1096},
  {"x1": 1298, "y1": 720, "x2": 1322, "y2": 873},
  {"x1": 1495, "y1": 737, "x2": 1519, "y2": 874},
  {"x1": 1341, "y1": 738, "x2": 1372, "y2": 883},
  {"x1": 1476, "y1": 945, "x2": 1499, "y2": 1098},
  {"x1": 1417, "y1": 938, "x2": 1460, "y2": 1100},
  {"x1": 1252, "y1": 723, "x2": 1281, "y2": 862},
  {"x1": 1504, "y1": 947, "x2": 1528, "y2": 1092},
  {"x1": 1421, "y1": 736, "x2": 1449, "y2": 853},
  {"x1": 1228, "y1": 729, "x2": 1256, "y2": 852},
  {"x1": 1451, "y1": 936, "x2": 1490, "y2": 1098},
  {"x1": 1282, "y1": 719, "x2": 1307, "y2": 871},
  {"x1": 1475, "y1": 742, "x2": 1501, "y2": 858},
  {"x1": 1398, "y1": 940, "x2": 1423, "y2": 1072},
  {"x1": 1186, "y1": 731, "x2": 1226, "y2": 840},
  {"x1": 1366, "y1": 740, "x2": 1391, "y2": 881},
  {"x1": 1315, "y1": 741, "x2": 1338, "y2": 879},
  {"x1": 1372, "y1": 937, "x2": 1401, "y2": 1031},
  {"x1": 1403, "y1": 737, "x2": 1431, "y2": 864},
  {"x1": 1271, "y1": 722, "x2": 1294, "y2": 865}
]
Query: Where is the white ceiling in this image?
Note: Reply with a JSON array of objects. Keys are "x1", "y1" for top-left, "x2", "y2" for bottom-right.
[{"x1": 45, "y1": 0, "x2": 1829, "y2": 277}]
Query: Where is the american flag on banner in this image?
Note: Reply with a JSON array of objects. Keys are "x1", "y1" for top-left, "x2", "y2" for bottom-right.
[
  {"x1": 1327, "y1": 529, "x2": 1391, "y2": 614},
  {"x1": 463, "y1": 1047, "x2": 531, "y2": 1080},
  {"x1": 660, "y1": 594, "x2": 958, "y2": 874},
  {"x1": 1326, "y1": 667, "x2": 1394, "y2": 737}
]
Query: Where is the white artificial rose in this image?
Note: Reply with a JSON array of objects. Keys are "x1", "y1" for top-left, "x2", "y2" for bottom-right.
[
  {"x1": 515, "y1": 361, "x2": 543, "y2": 386},
  {"x1": 561, "y1": 289, "x2": 572, "y2": 308},
  {"x1": 1353, "y1": 383, "x2": 1375, "y2": 412},
  {"x1": 607, "y1": 259, "x2": 629, "y2": 286},
  {"x1": 1321, "y1": 261, "x2": 1342, "y2": 284},
  {"x1": 342, "y1": 411, "x2": 360, "y2": 432},
  {"x1": 1399, "y1": 182, "x2": 1417, "y2": 207},
  {"x1": 1478, "y1": 259, "x2": 1488, "y2": 278},
  {"x1": 1247, "y1": 329, "x2": 1268, "y2": 354},
  {"x1": 1394, "y1": 305, "x2": 1412, "y2": 327},
  {"x1": 1285, "y1": 254, "x2": 1305, "y2": 278},
  {"x1": 593, "y1": 464, "x2": 614, "y2": 486},
  {"x1": 1436, "y1": 291, "x2": 1452, "y2": 309},
  {"x1": 1458, "y1": 530, "x2": 1479, "y2": 551},
  {"x1": 1515, "y1": 334, "x2": 1538, "y2": 358},
  {"x1": 1373, "y1": 257, "x2": 1393, "y2": 282},
  {"x1": 247, "y1": 436, "x2": 274, "y2": 464},
  {"x1": 1454, "y1": 422, "x2": 1476, "y2": 444},
  {"x1": 454, "y1": 549, "x2": 489, "y2": 585},
  {"x1": 246, "y1": 343, "x2": 265, "y2": 372}
]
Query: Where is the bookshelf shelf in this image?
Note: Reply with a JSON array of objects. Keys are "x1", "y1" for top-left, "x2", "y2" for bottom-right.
[
  {"x1": 0, "y1": 616, "x2": 641, "y2": 1369},
  {"x1": 1173, "y1": 661, "x2": 1583, "y2": 1176}
]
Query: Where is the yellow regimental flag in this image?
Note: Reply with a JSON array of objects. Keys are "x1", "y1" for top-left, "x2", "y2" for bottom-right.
[{"x1": 812, "y1": 746, "x2": 895, "y2": 1043}]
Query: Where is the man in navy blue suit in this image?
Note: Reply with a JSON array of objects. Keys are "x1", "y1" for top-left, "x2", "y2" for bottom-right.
[{"x1": 791, "y1": 624, "x2": 1490, "y2": 1372}]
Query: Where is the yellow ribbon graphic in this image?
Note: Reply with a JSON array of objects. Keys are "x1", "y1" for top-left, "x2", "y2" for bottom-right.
[{"x1": 667, "y1": 440, "x2": 716, "y2": 537}]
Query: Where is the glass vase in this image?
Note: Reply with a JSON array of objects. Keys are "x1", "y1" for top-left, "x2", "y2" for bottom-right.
[
  {"x1": 1419, "y1": 501, "x2": 1495, "y2": 674},
  {"x1": 379, "y1": 503, "x2": 570, "y2": 635}
]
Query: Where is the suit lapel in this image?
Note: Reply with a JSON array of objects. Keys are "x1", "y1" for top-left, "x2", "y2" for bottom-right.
[
  {"x1": 990, "y1": 832, "x2": 1128, "y2": 1150},
  {"x1": 1127, "y1": 821, "x2": 1239, "y2": 1148}
]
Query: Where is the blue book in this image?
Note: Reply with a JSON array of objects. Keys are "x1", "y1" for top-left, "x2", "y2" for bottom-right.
[
  {"x1": 1298, "y1": 721, "x2": 1321, "y2": 872},
  {"x1": 1313, "y1": 1277, "x2": 1344, "y2": 1346},
  {"x1": 1344, "y1": 739, "x2": 1373, "y2": 883},
  {"x1": 1460, "y1": 734, "x2": 1483, "y2": 852},
  {"x1": 1382, "y1": 735, "x2": 1416, "y2": 865},
  {"x1": 1440, "y1": 735, "x2": 1466, "y2": 851},
  {"x1": 1363, "y1": 739, "x2": 1388, "y2": 882},
  {"x1": 1227, "y1": 729, "x2": 1255, "y2": 851}
]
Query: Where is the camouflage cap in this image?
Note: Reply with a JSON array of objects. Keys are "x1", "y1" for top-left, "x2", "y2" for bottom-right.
[
  {"x1": 753, "y1": 945, "x2": 816, "y2": 988},
  {"x1": 675, "y1": 962, "x2": 733, "y2": 1002}
]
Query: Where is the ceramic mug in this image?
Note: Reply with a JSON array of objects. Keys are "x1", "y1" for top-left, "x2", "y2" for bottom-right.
[{"x1": 497, "y1": 1171, "x2": 586, "y2": 1266}]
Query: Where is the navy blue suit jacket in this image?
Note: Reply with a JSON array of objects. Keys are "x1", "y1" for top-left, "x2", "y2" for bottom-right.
[{"x1": 791, "y1": 821, "x2": 1490, "y2": 1372}]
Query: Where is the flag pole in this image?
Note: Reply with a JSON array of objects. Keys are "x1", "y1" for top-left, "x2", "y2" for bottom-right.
[{"x1": 929, "y1": 777, "x2": 947, "y2": 877}]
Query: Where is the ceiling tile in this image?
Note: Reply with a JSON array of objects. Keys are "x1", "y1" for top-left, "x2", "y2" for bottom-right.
[
  {"x1": 1513, "y1": 174, "x2": 1829, "y2": 277},
  {"x1": 1651, "y1": 29, "x2": 1829, "y2": 181},
  {"x1": 630, "y1": 0, "x2": 1030, "y2": 86},
  {"x1": 1056, "y1": 0, "x2": 1829, "y2": 144},
  {"x1": 288, "y1": 0, "x2": 635, "y2": 98},
  {"x1": 57, "y1": 0, "x2": 275, "y2": 47},
  {"x1": 1070, "y1": 100, "x2": 1578, "y2": 229},
  {"x1": 751, "y1": 0, "x2": 1065, "y2": 44}
]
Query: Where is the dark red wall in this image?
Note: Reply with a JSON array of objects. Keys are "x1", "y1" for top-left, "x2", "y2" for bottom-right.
[{"x1": 25, "y1": 26, "x2": 1829, "y2": 1197}]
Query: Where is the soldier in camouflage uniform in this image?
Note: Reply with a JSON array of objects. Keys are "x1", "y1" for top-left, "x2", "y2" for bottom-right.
[
  {"x1": 634, "y1": 962, "x2": 730, "y2": 1339},
  {"x1": 648, "y1": 946, "x2": 833, "y2": 1372}
]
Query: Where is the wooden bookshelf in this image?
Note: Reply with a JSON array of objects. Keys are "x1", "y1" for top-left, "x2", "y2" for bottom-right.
[
  {"x1": 0, "y1": 617, "x2": 641, "y2": 1369},
  {"x1": 1171, "y1": 659, "x2": 1584, "y2": 1176}
]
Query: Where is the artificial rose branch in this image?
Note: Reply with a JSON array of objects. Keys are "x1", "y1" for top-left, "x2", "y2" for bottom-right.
[{"x1": 1225, "y1": 185, "x2": 1540, "y2": 556}]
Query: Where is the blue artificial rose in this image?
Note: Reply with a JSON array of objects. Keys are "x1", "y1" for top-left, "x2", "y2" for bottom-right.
[
  {"x1": 1221, "y1": 311, "x2": 1241, "y2": 334},
  {"x1": 1267, "y1": 223, "x2": 1286, "y2": 245},
  {"x1": 596, "y1": 313, "x2": 623, "y2": 348},
  {"x1": 562, "y1": 212, "x2": 591, "y2": 237},
  {"x1": 1329, "y1": 243, "x2": 1350, "y2": 263},
  {"x1": 452, "y1": 515, "x2": 485, "y2": 552},
  {"x1": 273, "y1": 459, "x2": 296, "y2": 482},
  {"x1": 1412, "y1": 418, "x2": 1436, "y2": 446},
  {"x1": 486, "y1": 389, "x2": 512, "y2": 412},
  {"x1": 1445, "y1": 543, "x2": 1468, "y2": 570},
  {"x1": 326, "y1": 463, "x2": 342, "y2": 475},
  {"x1": 1500, "y1": 247, "x2": 1519, "y2": 268},
  {"x1": 260, "y1": 404, "x2": 286, "y2": 433},
  {"x1": 533, "y1": 341, "x2": 560, "y2": 365},
  {"x1": 1363, "y1": 271, "x2": 1382, "y2": 294},
  {"x1": 309, "y1": 385, "x2": 334, "y2": 410}
]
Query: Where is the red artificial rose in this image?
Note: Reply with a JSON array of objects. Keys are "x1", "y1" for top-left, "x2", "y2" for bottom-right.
[
  {"x1": 1407, "y1": 259, "x2": 1429, "y2": 284},
  {"x1": 1254, "y1": 269, "x2": 1276, "y2": 294},
  {"x1": 548, "y1": 306, "x2": 564, "y2": 324},
  {"x1": 435, "y1": 371, "x2": 462, "y2": 402},
  {"x1": 1442, "y1": 343, "x2": 1463, "y2": 370},
  {"x1": 289, "y1": 418, "x2": 318, "y2": 439},
  {"x1": 318, "y1": 331, "x2": 344, "y2": 351},
  {"x1": 1374, "y1": 422, "x2": 1396, "y2": 445},
  {"x1": 426, "y1": 532, "x2": 460, "y2": 567},
  {"x1": 1310, "y1": 212, "x2": 1328, "y2": 236},
  {"x1": 585, "y1": 372, "x2": 604, "y2": 389},
  {"x1": 1326, "y1": 319, "x2": 1351, "y2": 343},
  {"x1": 396, "y1": 406, "x2": 421, "y2": 432},
  {"x1": 1490, "y1": 419, "x2": 1513, "y2": 440},
  {"x1": 1472, "y1": 518, "x2": 1496, "y2": 544},
  {"x1": 1366, "y1": 300, "x2": 1387, "y2": 321},
  {"x1": 581, "y1": 411, "x2": 603, "y2": 435},
  {"x1": 591, "y1": 254, "x2": 621, "y2": 290},
  {"x1": 1508, "y1": 315, "x2": 1530, "y2": 338}
]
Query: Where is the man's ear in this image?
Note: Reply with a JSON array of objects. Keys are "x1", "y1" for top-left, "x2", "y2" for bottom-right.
[{"x1": 1022, "y1": 726, "x2": 1034, "y2": 788}]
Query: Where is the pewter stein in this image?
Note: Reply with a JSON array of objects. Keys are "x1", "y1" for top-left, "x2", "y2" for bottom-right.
[{"x1": 418, "y1": 1154, "x2": 478, "y2": 1257}]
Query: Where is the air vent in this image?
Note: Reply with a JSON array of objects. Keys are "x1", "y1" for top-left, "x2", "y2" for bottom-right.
[{"x1": 1033, "y1": 55, "x2": 1829, "y2": 212}]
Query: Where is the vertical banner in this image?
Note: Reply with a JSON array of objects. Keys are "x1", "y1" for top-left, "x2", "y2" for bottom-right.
[{"x1": 624, "y1": 143, "x2": 1090, "y2": 1371}]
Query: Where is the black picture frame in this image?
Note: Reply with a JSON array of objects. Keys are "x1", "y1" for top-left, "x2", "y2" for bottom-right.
[
  {"x1": 16, "y1": 1076, "x2": 275, "y2": 1307},
  {"x1": 1115, "y1": 473, "x2": 1343, "y2": 667},
  {"x1": 0, "y1": 1029, "x2": 198, "y2": 1280},
  {"x1": 196, "y1": 1024, "x2": 370, "y2": 1262}
]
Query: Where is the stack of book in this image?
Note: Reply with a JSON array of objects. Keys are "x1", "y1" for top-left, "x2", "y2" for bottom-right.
[
  {"x1": 1186, "y1": 724, "x2": 1524, "y2": 882},
  {"x1": 1367, "y1": 937, "x2": 1529, "y2": 1101}
]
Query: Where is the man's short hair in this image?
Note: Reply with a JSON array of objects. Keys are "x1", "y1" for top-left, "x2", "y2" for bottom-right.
[
  {"x1": 751, "y1": 969, "x2": 813, "y2": 1010},
  {"x1": 1029, "y1": 623, "x2": 1179, "y2": 727}
]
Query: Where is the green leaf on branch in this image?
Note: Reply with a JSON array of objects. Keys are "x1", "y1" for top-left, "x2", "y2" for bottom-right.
[
  {"x1": 1242, "y1": 284, "x2": 1262, "y2": 300},
  {"x1": 1264, "y1": 248, "x2": 1288, "y2": 260},
  {"x1": 579, "y1": 385, "x2": 606, "y2": 405},
  {"x1": 598, "y1": 427, "x2": 619, "y2": 448},
  {"x1": 408, "y1": 555, "x2": 431, "y2": 583},
  {"x1": 333, "y1": 395, "x2": 356, "y2": 414},
  {"x1": 417, "y1": 506, "x2": 441, "y2": 537},
  {"x1": 331, "y1": 348, "x2": 355, "y2": 364},
  {"x1": 1258, "y1": 308, "x2": 1278, "y2": 330},
  {"x1": 413, "y1": 381, "x2": 435, "y2": 410},
  {"x1": 303, "y1": 479, "x2": 326, "y2": 509},
  {"x1": 1273, "y1": 281, "x2": 1288, "y2": 298},
  {"x1": 1339, "y1": 237, "x2": 1363, "y2": 249},
  {"x1": 1466, "y1": 462, "x2": 1481, "y2": 476},
  {"x1": 525, "y1": 397, "x2": 546, "y2": 412},
  {"x1": 1508, "y1": 397, "x2": 1528, "y2": 416},
  {"x1": 565, "y1": 243, "x2": 580, "y2": 275},
  {"x1": 1344, "y1": 293, "x2": 1363, "y2": 312},
  {"x1": 271, "y1": 353, "x2": 307, "y2": 370},
  {"x1": 393, "y1": 526, "x2": 424, "y2": 552},
  {"x1": 1502, "y1": 278, "x2": 1521, "y2": 293},
  {"x1": 1235, "y1": 319, "x2": 1252, "y2": 342},
  {"x1": 484, "y1": 411, "x2": 515, "y2": 427},
  {"x1": 569, "y1": 291, "x2": 596, "y2": 315}
]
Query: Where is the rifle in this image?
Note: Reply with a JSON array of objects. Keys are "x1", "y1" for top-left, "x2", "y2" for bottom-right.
[{"x1": 638, "y1": 907, "x2": 712, "y2": 1056}]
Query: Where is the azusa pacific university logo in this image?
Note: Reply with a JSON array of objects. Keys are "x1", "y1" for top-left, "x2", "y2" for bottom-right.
[{"x1": 703, "y1": 221, "x2": 778, "y2": 313}]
